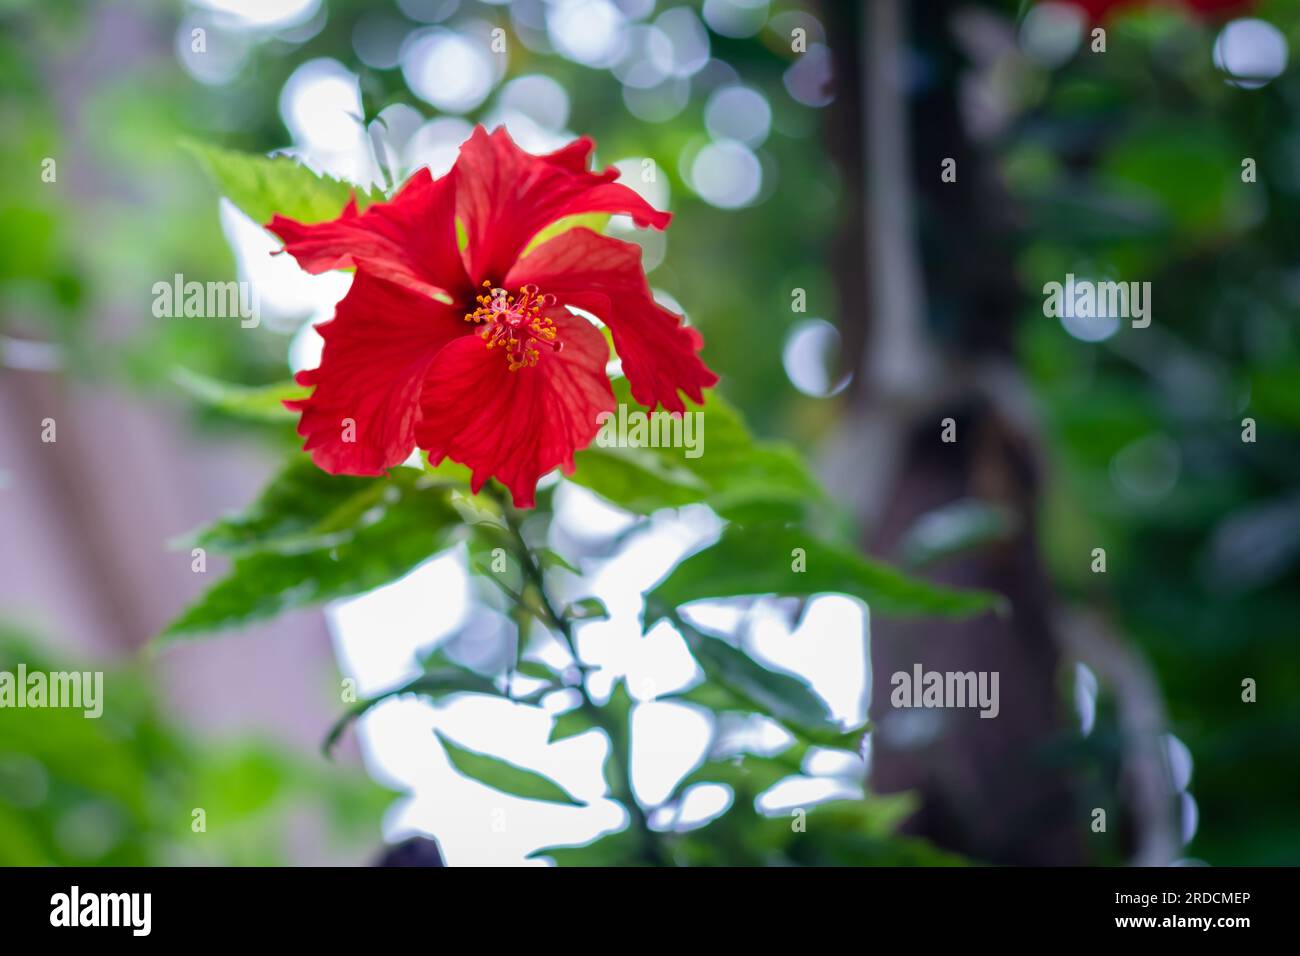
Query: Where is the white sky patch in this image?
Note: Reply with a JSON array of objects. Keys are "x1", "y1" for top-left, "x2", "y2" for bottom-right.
[
  {"x1": 279, "y1": 58, "x2": 366, "y2": 154},
  {"x1": 745, "y1": 595, "x2": 868, "y2": 728},
  {"x1": 218, "y1": 199, "x2": 352, "y2": 338},
  {"x1": 661, "y1": 782, "x2": 732, "y2": 830},
  {"x1": 328, "y1": 552, "x2": 469, "y2": 696},
  {"x1": 613, "y1": 157, "x2": 671, "y2": 211},
  {"x1": 403, "y1": 117, "x2": 474, "y2": 180},
  {"x1": 757, "y1": 775, "x2": 860, "y2": 814},
  {"x1": 631, "y1": 701, "x2": 713, "y2": 806}
]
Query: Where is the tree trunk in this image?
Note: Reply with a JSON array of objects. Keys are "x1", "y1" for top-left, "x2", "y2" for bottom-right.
[{"x1": 822, "y1": 0, "x2": 1085, "y2": 865}]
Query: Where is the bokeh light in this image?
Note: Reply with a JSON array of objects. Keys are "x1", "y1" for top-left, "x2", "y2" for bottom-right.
[
  {"x1": 612, "y1": 25, "x2": 675, "y2": 89},
  {"x1": 395, "y1": 0, "x2": 459, "y2": 24},
  {"x1": 499, "y1": 74, "x2": 571, "y2": 130},
  {"x1": 1018, "y1": 2, "x2": 1084, "y2": 69},
  {"x1": 689, "y1": 140, "x2": 763, "y2": 208},
  {"x1": 623, "y1": 76, "x2": 691, "y2": 122},
  {"x1": 194, "y1": 0, "x2": 320, "y2": 31},
  {"x1": 402, "y1": 116, "x2": 474, "y2": 178},
  {"x1": 783, "y1": 41, "x2": 832, "y2": 108},
  {"x1": 702, "y1": 0, "x2": 769, "y2": 39},
  {"x1": 783, "y1": 319, "x2": 850, "y2": 397},
  {"x1": 654, "y1": 6, "x2": 711, "y2": 78},
  {"x1": 402, "y1": 27, "x2": 501, "y2": 113},
  {"x1": 1213, "y1": 18, "x2": 1288, "y2": 89},
  {"x1": 279, "y1": 58, "x2": 365, "y2": 153},
  {"x1": 175, "y1": 15, "x2": 250, "y2": 86},
  {"x1": 547, "y1": 0, "x2": 629, "y2": 68},
  {"x1": 704, "y1": 85, "x2": 772, "y2": 146},
  {"x1": 352, "y1": 11, "x2": 408, "y2": 70}
]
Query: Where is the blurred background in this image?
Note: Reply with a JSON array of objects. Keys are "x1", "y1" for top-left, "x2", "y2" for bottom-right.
[{"x1": 1, "y1": 0, "x2": 1297, "y2": 865}]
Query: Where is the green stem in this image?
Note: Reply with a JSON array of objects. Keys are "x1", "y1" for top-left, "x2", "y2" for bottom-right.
[{"x1": 488, "y1": 484, "x2": 669, "y2": 866}]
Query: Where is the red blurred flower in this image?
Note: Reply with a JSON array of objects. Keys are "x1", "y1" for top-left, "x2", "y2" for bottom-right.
[
  {"x1": 1053, "y1": 0, "x2": 1252, "y2": 23},
  {"x1": 268, "y1": 127, "x2": 717, "y2": 507}
]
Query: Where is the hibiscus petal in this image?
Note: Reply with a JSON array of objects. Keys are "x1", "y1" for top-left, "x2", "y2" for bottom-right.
[
  {"x1": 267, "y1": 168, "x2": 471, "y2": 302},
  {"x1": 506, "y1": 228, "x2": 718, "y2": 413},
  {"x1": 454, "y1": 126, "x2": 672, "y2": 284},
  {"x1": 288, "y1": 271, "x2": 467, "y2": 475},
  {"x1": 415, "y1": 310, "x2": 615, "y2": 508}
]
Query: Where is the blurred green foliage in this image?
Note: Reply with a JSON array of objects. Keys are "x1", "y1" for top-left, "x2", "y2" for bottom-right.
[
  {"x1": 1010, "y1": 4, "x2": 1300, "y2": 863},
  {"x1": 0, "y1": 628, "x2": 392, "y2": 865}
]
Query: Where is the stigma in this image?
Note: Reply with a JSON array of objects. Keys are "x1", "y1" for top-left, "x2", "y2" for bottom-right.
[{"x1": 466, "y1": 281, "x2": 562, "y2": 371}]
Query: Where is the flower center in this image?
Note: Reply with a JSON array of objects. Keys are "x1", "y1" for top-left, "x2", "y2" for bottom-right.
[{"x1": 466, "y1": 281, "x2": 562, "y2": 371}]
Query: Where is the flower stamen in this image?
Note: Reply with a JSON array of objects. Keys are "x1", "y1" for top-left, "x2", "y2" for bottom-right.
[{"x1": 465, "y1": 281, "x2": 562, "y2": 371}]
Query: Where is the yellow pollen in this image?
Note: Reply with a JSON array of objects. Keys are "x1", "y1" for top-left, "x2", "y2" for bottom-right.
[{"x1": 464, "y1": 283, "x2": 562, "y2": 371}]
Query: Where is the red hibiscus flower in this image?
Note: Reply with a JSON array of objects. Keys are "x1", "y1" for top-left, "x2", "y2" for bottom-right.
[
  {"x1": 1050, "y1": 0, "x2": 1251, "y2": 23},
  {"x1": 267, "y1": 127, "x2": 718, "y2": 507}
]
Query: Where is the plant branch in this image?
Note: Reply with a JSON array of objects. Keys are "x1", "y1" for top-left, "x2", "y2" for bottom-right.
[{"x1": 487, "y1": 483, "x2": 669, "y2": 865}]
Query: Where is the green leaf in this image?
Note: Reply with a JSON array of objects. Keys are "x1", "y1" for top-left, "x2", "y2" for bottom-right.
[
  {"x1": 674, "y1": 753, "x2": 801, "y2": 801},
  {"x1": 775, "y1": 797, "x2": 967, "y2": 866},
  {"x1": 172, "y1": 368, "x2": 307, "y2": 423},
  {"x1": 601, "y1": 678, "x2": 634, "y2": 732},
  {"x1": 446, "y1": 482, "x2": 507, "y2": 530},
  {"x1": 161, "y1": 467, "x2": 461, "y2": 638},
  {"x1": 548, "y1": 706, "x2": 596, "y2": 743},
  {"x1": 184, "y1": 456, "x2": 407, "y2": 557},
  {"x1": 435, "y1": 731, "x2": 584, "y2": 806},
  {"x1": 423, "y1": 455, "x2": 474, "y2": 485},
  {"x1": 662, "y1": 680, "x2": 743, "y2": 712},
  {"x1": 647, "y1": 523, "x2": 1003, "y2": 621},
  {"x1": 512, "y1": 660, "x2": 555, "y2": 681},
  {"x1": 804, "y1": 723, "x2": 871, "y2": 751},
  {"x1": 569, "y1": 378, "x2": 824, "y2": 521},
  {"x1": 671, "y1": 792, "x2": 963, "y2": 867},
  {"x1": 596, "y1": 679, "x2": 635, "y2": 799},
  {"x1": 324, "y1": 670, "x2": 502, "y2": 756},
  {"x1": 675, "y1": 619, "x2": 835, "y2": 733},
  {"x1": 537, "y1": 548, "x2": 580, "y2": 575},
  {"x1": 665, "y1": 674, "x2": 871, "y2": 748},
  {"x1": 530, "y1": 826, "x2": 646, "y2": 866},
  {"x1": 897, "y1": 498, "x2": 1018, "y2": 569},
  {"x1": 181, "y1": 139, "x2": 380, "y2": 226},
  {"x1": 563, "y1": 597, "x2": 609, "y2": 621},
  {"x1": 524, "y1": 213, "x2": 610, "y2": 256}
]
